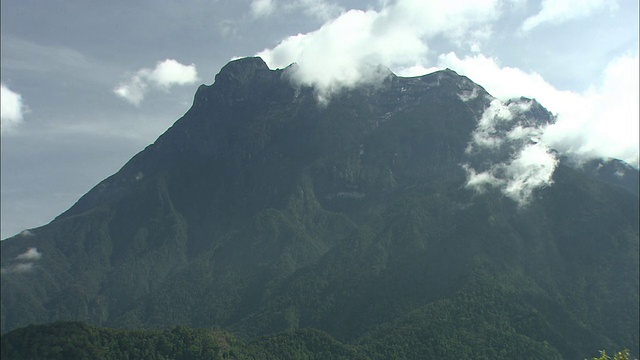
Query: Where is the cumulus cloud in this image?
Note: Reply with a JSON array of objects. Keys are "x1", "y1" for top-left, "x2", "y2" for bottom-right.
[
  {"x1": 15, "y1": 247, "x2": 43, "y2": 261},
  {"x1": 1, "y1": 83, "x2": 25, "y2": 134},
  {"x1": 543, "y1": 54, "x2": 639, "y2": 168},
  {"x1": 147, "y1": 59, "x2": 199, "y2": 88},
  {"x1": 114, "y1": 59, "x2": 199, "y2": 106},
  {"x1": 521, "y1": 0, "x2": 618, "y2": 33},
  {"x1": 257, "y1": 0, "x2": 506, "y2": 101},
  {"x1": 433, "y1": 52, "x2": 639, "y2": 168}
]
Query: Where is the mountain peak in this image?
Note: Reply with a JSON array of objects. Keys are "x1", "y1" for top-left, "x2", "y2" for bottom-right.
[
  {"x1": 1, "y1": 55, "x2": 637, "y2": 359},
  {"x1": 221, "y1": 56, "x2": 269, "y2": 71},
  {"x1": 215, "y1": 56, "x2": 270, "y2": 85}
]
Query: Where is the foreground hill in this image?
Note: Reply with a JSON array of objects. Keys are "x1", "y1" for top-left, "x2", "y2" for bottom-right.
[
  {"x1": 0, "y1": 321, "x2": 369, "y2": 359},
  {"x1": 1, "y1": 57, "x2": 638, "y2": 359},
  {"x1": 0, "y1": 321, "x2": 633, "y2": 359}
]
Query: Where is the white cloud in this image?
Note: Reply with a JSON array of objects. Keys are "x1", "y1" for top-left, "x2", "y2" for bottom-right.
[
  {"x1": 19, "y1": 230, "x2": 35, "y2": 237},
  {"x1": 433, "y1": 52, "x2": 639, "y2": 168},
  {"x1": 218, "y1": 19, "x2": 240, "y2": 38},
  {"x1": 393, "y1": 64, "x2": 437, "y2": 77},
  {"x1": 257, "y1": 0, "x2": 506, "y2": 101},
  {"x1": 114, "y1": 75, "x2": 147, "y2": 106},
  {"x1": 114, "y1": 59, "x2": 199, "y2": 106},
  {"x1": 249, "y1": 0, "x2": 636, "y2": 204},
  {"x1": 463, "y1": 164, "x2": 504, "y2": 192},
  {"x1": 14, "y1": 263, "x2": 34, "y2": 272},
  {"x1": 251, "y1": 0, "x2": 343, "y2": 21},
  {"x1": 501, "y1": 142, "x2": 558, "y2": 204},
  {"x1": 251, "y1": 0, "x2": 275, "y2": 18},
  {"x1": 433, "y1": 52, "x2": 574, "y2": 104},
  {"x1": 0, "y1": 263, "x2": 35, "y2": 275},
  {"x1": 1, "y1": 83, "x2": 25, "y2": 134},
  {"x1": 16, "y1": 247, "x2": 43, "y2": 261},
  {"x1": 1, "y1": 246, "x2": 42, "y2": 274},
  {"x1": 543, "y1": 54, "x2": 639, "y2": 168},
  {"x1": 463, "y1": 98, "x2": 558, "y2": 206},
  {"x1": 148, "y1": 59, "x2": 199, "y2": 88},
  {"x1": 469, "y1": 99, "x2": 520, "y2": 150},
  {"x1": 521, "y1": 0, "x2": 618, "y2": 33},
  {"x1": 285, "y1": 0, "x2": 344, "y2": 21}
]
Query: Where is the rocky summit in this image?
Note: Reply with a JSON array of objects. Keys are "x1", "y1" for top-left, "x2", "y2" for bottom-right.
[{"x1": 1, "y1": 57, "x2": 638, "y2": 359}]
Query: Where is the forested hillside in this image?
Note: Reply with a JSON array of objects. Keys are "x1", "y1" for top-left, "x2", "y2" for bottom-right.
[{"x1": 2, "y1": 57, "x2": 637, "y2": 359}]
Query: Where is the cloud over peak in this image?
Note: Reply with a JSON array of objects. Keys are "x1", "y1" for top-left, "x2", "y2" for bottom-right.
[
  {"x1": 251, "y1": 0, "x2": 637, "y2": 179},
  {"x1": 433, "y1": 52, "x2": 639, "y2": 168},
  {"x1": 257, "y1": 0, "x2": 506, "y2": 101},
  {"x1": 114, "y1": 59, "x2": 199, "y2": 106}
]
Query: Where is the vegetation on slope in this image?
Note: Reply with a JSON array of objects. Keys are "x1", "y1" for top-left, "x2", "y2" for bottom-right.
[{"x1": 1, "y1": 58, "x2": 637, "y2": 359}]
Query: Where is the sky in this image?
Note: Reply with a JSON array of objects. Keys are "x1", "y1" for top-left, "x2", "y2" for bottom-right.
[{"x1": 1, "y1": 0, "x2": 638, "y2": 239}]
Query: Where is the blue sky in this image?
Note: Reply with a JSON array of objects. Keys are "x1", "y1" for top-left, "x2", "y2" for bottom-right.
[{"x1": 1, "y1": 0, "x2": 638, "y2": 239}]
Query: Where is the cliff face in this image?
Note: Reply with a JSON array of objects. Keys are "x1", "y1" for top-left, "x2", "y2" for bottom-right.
[{"x1": 1, "y1": 57, "x2": 638, "y2": 359}]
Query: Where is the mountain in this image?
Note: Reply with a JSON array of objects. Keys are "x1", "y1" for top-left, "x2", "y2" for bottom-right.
[
  {"x1": 1, "y1": 57, "x2": 638, "y2": 359},
  {"x1": 577, "y1": 158, "x2": 639, "y2": 197}
]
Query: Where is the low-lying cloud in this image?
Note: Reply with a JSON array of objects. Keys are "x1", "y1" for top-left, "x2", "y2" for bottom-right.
[
  {"x1": 16, "y1": 247, "x2": 43, "y2": 261},
  {"x1": 463, "y1": 98, "x2": 558, "y2": 206},
  {"x1": 1, "y1": 263, "x2": 34, "y2": 275},
  {"x1": 446, "y1": 52, "x2": 638, "y2": 204},
  {"x1": 114, "y1": 59, "x2": 199, "y2": 106},
  {"x1": 1, "y1": 83, "x2": 26, "y2": 134},
  {"x1": 434, "y1": 52, "x2": 639, "y2": 168},
  {"x1": 1, "y1": 247, "x2": 43, "y2": 275},
  {"x1": 19, "y1": 229, "x2": 35, "y2": 237}
]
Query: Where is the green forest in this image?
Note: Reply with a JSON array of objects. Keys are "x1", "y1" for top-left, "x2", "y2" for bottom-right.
[{"x1": 1, "y1": 321, "x2": 634, "y2": 360}]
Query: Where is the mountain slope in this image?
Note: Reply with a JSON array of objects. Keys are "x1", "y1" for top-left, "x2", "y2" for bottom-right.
[{"x1": 1, "y1": 57, "x2": 638, "y2": 358}]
